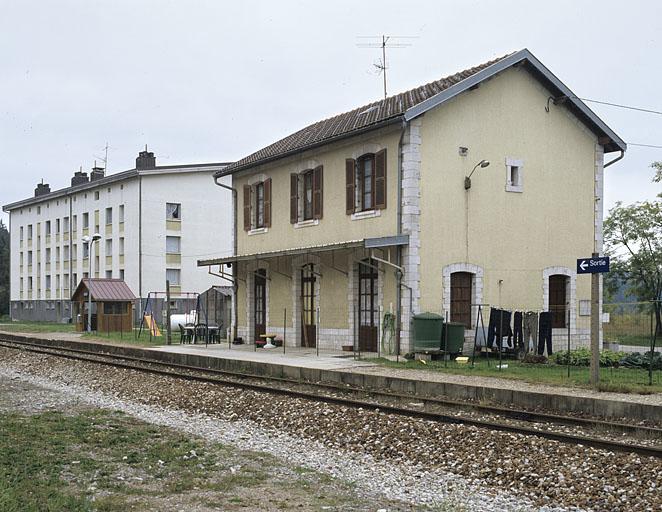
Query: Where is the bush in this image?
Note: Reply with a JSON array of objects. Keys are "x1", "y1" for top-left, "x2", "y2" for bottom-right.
[{"x1": 553, "y1": 348, "x2": 626, "y2": 367}]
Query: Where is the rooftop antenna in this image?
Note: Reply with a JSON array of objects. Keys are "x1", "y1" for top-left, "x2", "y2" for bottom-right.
[
  {"x1": 93, "y1": 142, "x2": 110, "y2": 172},
  {"x1": 357, "y1": 35, "x2": 417, "y2": 99}
]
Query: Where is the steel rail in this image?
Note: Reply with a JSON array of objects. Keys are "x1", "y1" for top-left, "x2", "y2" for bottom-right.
[
  {"x1": 0, "y1": 337, "x2": 660, "y2": 459},
  {"x1": 0, "y1": 336, "x2": 658, "y2": 437}
]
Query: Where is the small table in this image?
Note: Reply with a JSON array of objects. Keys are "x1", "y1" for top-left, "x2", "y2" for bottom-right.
[{"x1": 260, "y1": 333, "x2": 277, "y2": 349}]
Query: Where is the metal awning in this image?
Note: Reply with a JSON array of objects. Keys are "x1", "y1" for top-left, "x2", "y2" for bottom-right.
[{"x1": 197, "y1": 235, "x2": 408, "y2": 267}]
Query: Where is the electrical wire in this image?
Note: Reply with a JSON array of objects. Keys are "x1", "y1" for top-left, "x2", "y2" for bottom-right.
[{"x1": 575, "y1": 97, "x2": 662, "y2": 116}]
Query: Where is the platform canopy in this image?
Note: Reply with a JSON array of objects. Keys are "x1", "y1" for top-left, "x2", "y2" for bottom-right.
[{"x1": 197, "y1": 235, "x2": 409, "y2": 267}]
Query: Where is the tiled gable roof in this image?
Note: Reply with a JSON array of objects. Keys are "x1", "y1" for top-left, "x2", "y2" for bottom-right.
[
  {"x1": 220, "y1": 54, "x2": 512, "y2": 175},
  {"x1": 72, "y1": 278, "x2": 136, "y2": 302}
]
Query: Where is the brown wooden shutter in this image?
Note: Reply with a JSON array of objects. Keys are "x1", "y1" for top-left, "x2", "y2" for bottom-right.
[
  {"x1": 243, "y1": 184, "x2": 251, "y2": 231},
  {"x1": 345, "y1": 159, "x2": 355, "y2": 215},
  {"x1": 290, "y1": 174, "x2": 298, "y2": 224},
  {"x1": 375, "y1": 148, "x2": 387, "y2": 209},
  {"x1": 263, "y1": 178, "x2": 272, "y2": 227},
  {"x1": 313, "y1": 165, "x2": 323, "y2": 219}
]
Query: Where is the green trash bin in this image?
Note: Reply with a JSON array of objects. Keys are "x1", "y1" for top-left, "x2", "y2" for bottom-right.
[
  {"x1": 412, "y1": 312, "x2": 444, "y2": 352},
  {"x1": 441, "y1": 322, "x2": 465, "y2": 354}
]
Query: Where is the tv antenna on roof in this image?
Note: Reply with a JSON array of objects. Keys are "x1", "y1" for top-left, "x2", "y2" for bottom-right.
[
  {"x1": 357, "y1": 35, "x2": 417, "y2": 99},
  {"x1": 93, "y1": 142, "x2": 110, "y2": 172}
]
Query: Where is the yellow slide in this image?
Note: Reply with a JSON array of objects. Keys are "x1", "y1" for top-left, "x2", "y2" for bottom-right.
[{"x1": 144, "y1": 314, "x2": 162, "y2": 337}]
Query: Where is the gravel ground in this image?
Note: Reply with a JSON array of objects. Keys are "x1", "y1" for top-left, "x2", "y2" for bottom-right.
[{"x1": 2, "y1": 347, "x2": 661, "y2": 511}]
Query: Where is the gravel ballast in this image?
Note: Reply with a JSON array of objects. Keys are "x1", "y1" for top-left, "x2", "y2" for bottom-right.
[{"x1": 2, "y1": 347, "x2": 661, "y2": 511}]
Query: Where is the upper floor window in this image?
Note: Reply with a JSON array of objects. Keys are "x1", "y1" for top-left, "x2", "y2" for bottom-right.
[
  {"x1": 166, "y1": 236, "x2": 181, "y2": 254},
  {"x1": 166, "y1": 203, "x2": 181, "y2": 220},
  {"x1": 505, "y1": 158, "x2": 524, "y2": 193},
  {"x1": 290, "y1": 167, "x2": 323, "y2": 224},
  {"x1": 27, "y1": 224, "x2": 33, "y2": 240},
  {"x1": 345, "y1": 149, "x2": 387, "y2": 215},
  {"x1": 19, "y1": 226, "x2": 23, "y2": 241},
  {"x1": 56, "y1": 218, "x2": 60, "y2": 234},
  {"x1": 105, "y1": 207, "x2": 112, "y2": 225},
  {"x1": 82, "y1": 212, "x2": 89, "y2": 229},
  {"x1": 63, "y1": 216, "x2": 69, "y2": 232},
  {"x1": 119, "y1": 204, "x2": 125, "y2": 223},
  {"x1": 256, "y1": 182, "x2": 265, "y2": 228},
  {"x1": 45, "y1": 220, "x2": 51, "y2": 235},
  {"x1": 243, "y1": 179, "x2": 271, "y2": 231},
  {"x1": 72, "y1": 215, "x2": 77, "y2": 231}
]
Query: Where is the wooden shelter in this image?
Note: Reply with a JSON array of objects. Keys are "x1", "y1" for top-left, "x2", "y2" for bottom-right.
[{"x1": 71, "y1": 278, "x2": 136, "y2": 332}]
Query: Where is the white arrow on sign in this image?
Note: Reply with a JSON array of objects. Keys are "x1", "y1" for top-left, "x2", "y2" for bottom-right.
[{"x1": 579, "y1": 260, "x2": 588, "y2": 271}]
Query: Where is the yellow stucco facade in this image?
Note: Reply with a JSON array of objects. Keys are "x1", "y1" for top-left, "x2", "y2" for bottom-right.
[{"x1": 228, "y1": 63, "x2": 609, "y2": 353}]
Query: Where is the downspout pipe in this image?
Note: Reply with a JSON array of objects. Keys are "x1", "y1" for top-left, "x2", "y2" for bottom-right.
[
  {"x1": 395, "y1": 119, "x2": 407, "y2": 357},
  {"x1": 214, "y1": 175, "x2": 238, "y2": 341},
  {"x1": 604, "y1": 149, "x2": 625, "y2": 168}
]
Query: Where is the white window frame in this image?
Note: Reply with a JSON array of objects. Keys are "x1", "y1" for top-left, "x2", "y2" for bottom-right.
[
  {"x1": 166, "y1": 236, "x2": 181, "y2": 254},
  {"x1": 166, "y1": 268, "x2": 181, "y2": 286},
  {"x1": 505, "y1": 157, "x2": 524, "y2": 193},
  {"x1": 166, "y1": 203, "x2": 181, "y2": 221}
]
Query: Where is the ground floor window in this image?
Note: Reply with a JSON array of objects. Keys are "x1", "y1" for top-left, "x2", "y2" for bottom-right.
[
  {"x1": 300, "y1": 264, "x2": 316, "y2": 347},
  {"x1": 358, "y1": 259, "x2": 378, "y2": 351},
  {"x1": 450, "y1": 271, "x2": 472, "y2": 328},
  {"x1": 549, "y1": 274, "x2": 568, "y2": 328}
]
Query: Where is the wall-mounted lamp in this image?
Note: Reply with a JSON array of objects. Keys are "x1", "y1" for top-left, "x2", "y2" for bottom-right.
[{"x1": 464, "y1": 159, "x2": 490, "y2": 190}]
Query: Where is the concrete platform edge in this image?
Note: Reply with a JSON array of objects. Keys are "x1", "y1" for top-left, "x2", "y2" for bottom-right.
[{"x1": 5, "y1": 334, "x2": 660, "y2": 422}]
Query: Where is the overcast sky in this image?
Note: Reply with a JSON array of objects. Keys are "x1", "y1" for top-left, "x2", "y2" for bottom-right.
[{"x1": 1, "y1": 0, "x2": 660, "y2": 225}]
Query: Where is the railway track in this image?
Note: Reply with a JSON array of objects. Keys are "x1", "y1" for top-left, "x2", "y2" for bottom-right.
[{"x1": 1, "y1": 335, "x2": 660, "y2": 459}]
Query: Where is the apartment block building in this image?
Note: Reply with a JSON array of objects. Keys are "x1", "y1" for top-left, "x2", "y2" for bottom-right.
[{"x1": 3, "y1": 150, "x2": 233, "y2": 321}]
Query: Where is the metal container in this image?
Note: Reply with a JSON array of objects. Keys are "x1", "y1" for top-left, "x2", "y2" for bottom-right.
[
  {"x1": 441, "y1": 322, "x2": 466, "y2": 354},
  {"x1": 412, "y1": 312, "x2": 444, "y2": 352}
]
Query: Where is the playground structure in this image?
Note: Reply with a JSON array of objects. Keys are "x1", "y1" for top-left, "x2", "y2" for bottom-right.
[{"x1": 138, "y1": 291, "x2": 208, "y2": 341}]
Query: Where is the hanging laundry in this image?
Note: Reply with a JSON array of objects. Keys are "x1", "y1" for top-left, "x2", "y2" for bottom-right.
[
  {"x1": 487, "y1": 308, "x2": 513, "y2": 350},
  {"x1": 513, "y1": 311, "x2": 523, "y2": 352},
  {"x1": 523, "y1": 311, "x2": 538, "y2": 353},
  {"x1": 538, "y1": 311, "x2": 553, "y2": 356}
]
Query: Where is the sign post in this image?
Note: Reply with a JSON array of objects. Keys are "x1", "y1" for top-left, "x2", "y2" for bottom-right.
[{"x1": 577, "y1": 255, "x2": 610, "y2": 387}]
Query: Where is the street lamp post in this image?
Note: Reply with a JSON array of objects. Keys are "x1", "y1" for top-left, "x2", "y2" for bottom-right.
[
  {"x1": 464, "y1": 159, "x2": 490, "y2": 190},
  {"x1": 82, "y1": 233, "x2": 101, "y2": 332}
]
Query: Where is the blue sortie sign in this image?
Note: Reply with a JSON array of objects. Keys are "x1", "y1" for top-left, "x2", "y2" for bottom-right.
[{"x1": 576, "y1": 256, "x2": 610, "y2": 274}]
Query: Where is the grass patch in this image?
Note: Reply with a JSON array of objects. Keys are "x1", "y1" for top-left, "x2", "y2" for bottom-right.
[
  {"x1": 0, "y1": 407, "x2": 413, "y2": 511},
  {"x1": 366, "y1": 357, "x2": 662, "y2": 394},
  {"x1": 0, "y1": 320, "x2": 76, "y2": 334}
]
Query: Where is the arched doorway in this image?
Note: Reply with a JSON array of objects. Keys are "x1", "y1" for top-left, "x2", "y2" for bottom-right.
[{"x1": 549, "y1": 274, "x2": 569, "y2": 328}]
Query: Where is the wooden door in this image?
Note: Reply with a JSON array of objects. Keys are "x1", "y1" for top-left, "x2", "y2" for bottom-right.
[
  {"x1": 358, "y1": 260, "x2": 378, "y2": 351},
  {"x1": 549, "y1": 275, "x2": 567, "y2": 328},
  {"x1": 254, "y1": 270, "x2": 266, "y2": 340},
  {"x1": 450, "y1": 272, "x2": 472, "y2": 328},
  {"x1": 301, "y1": 265, "x2": 316, "y2": 347}
]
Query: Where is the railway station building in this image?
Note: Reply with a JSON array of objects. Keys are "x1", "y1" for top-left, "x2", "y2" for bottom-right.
[{"x1": 199, "y1": 49, "x2": 625, "y2": 354}]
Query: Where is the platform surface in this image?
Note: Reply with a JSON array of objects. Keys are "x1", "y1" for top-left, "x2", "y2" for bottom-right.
[{"x1": 147, "y1": 343, "x2": 380, "y2": 371}]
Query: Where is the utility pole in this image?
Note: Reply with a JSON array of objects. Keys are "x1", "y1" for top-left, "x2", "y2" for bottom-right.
[
  {"x1": 590, "y1": 252, "x2": 600, "y2": 386},
  {"x1": 166, "y1": 280, "x2": 172, "y2": 345}
]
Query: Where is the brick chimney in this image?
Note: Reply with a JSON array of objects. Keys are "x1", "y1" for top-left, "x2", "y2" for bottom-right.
[
  {"x1": 34, "y1": 181, "x2": 51, "y2": 197},
  {"x1": 90, "y1": 164, "x2": 105, "y2": 181},
  {"x1": 71, "y1": 171, "x2": 89, "y2": 187},
  {"x1": 136, "y1": 149, "x2": 156, "y2": 169}
]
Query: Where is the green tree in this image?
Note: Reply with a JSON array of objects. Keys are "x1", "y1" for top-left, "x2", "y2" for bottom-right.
[
  {"x1": 0, "y1": 219, "x2": 9, "y2": 315},
  {"x1": 604, "y1": 166, "x2": 662, "y2": 334}
]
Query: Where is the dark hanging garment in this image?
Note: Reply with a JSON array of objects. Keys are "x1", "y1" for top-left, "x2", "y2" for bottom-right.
[
  {"x1": 538, "y1": 311, "x2": 553, "y2": 356},
  {"x1": 487, "y1": 308, "x2": 513, "y2": 350},
  {"x1": 513, "y1": 311, "x2": 523, "y2": 351}
]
